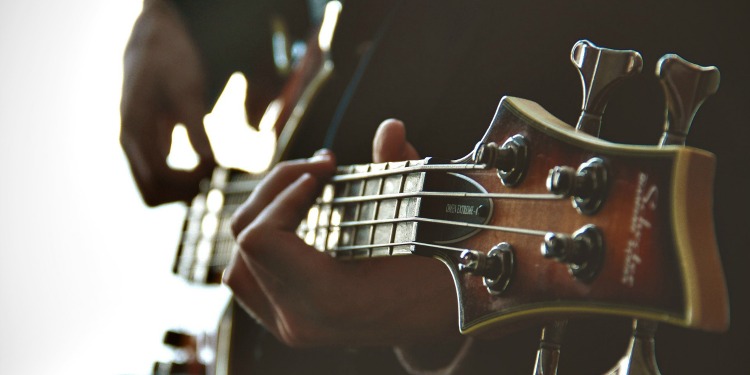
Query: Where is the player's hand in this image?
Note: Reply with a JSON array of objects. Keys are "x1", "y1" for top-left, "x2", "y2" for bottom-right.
[
  {"x1": 224, "y1": 119, "x2": 462, "y2": 348},
  {"x1": 120, "y1": 0, "x2": 215, "y2": 206}
]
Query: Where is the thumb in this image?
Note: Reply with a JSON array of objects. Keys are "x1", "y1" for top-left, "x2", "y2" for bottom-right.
[{"x1": 372, "y1": 119, "x2": 420, "y2": 163}]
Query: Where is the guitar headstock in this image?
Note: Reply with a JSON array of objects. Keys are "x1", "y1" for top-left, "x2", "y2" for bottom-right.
[{"x1": 417, "y1": 41, "x2": 728, "y2": 336}]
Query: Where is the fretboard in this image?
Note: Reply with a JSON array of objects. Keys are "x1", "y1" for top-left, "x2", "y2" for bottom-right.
[
  {"x1": 297, "y1": 160, "x2": 428, "y2": 259},
  {"x1": 174, "y1": 160, "x2": 429, "y2": 283},
  {"x1": 174, "y1": 159, "x2": 492, "y2": 283}
]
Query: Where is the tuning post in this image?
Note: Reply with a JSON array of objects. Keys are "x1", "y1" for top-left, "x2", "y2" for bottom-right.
[
  {"x1": 459, "y1": 242, "x2": 514, "y2": 295},
  {"x1": 656, "y1": 54, "x2": 720, "y2": 146},
  {"x1": 571, "y1": 40, "x2": 643, "y2": 136},
  {"x1": 473, "y1": 134, "x2": 528, "y2": 186},
  {"x1": 546, "y1": 157, "x2": 608, "y2": 215},
  {"x1": 541, "y1": 225, "x2": 604, "y2": 282}
]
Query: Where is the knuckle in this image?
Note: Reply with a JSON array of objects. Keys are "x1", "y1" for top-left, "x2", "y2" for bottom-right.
[
  {"x1": 235, "y1": 225, "x2": 268, "y2": 259},
  {"x1": 221, "y1": 266, "x2": 239, "y2": 290},
  {"x1": 229, "y1": 210, "x2": 246, "y2": 237},
  {"x1": 235, "y1": 226, "x2": 260, "y2": 253},
  {"x1": 268, "y1": 160, "x2": 296, "y2": 179}
]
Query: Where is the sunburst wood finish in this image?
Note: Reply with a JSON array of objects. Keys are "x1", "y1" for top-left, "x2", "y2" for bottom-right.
[
  {"x1": 438, "y1": 97, "x2": 728, "y2": 335},
  {"x1": 300, "y1": 96, "x2": 728, "y2": 338}
]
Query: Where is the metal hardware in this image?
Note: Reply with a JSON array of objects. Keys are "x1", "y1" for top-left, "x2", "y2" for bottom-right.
[
  {"x1": 606, "y1": 320, "x2": 661, "y2": 375},
  {"x1": 570, "y1": 40, "x2": 643, "y2": 136},
  {"x1": 656, "y1": 54, "x2": 720, "y2": 146},
  {"x1": 546, "y1": 157, "x2": 608, "y2": 215},
  {"x1": 473, "y1": 135, "x2": 528, "y2": 186},
  {"x1": 541, "y1": 225, "x2": 604, "y2": 282},
  {"x1": 533, "y1": 320, "x2": 568, "y2": 375},
  {"x1": 459, "y1": 242, "x2": 514, "y2": 295}
]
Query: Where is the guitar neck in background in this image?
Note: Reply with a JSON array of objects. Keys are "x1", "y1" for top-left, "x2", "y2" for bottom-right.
[
  {"x1": 174, "y1": 168, "x2": 260, "y2": 284},
  {"x1": 172, "y1": 2, "x2": 345, "y2": 285}
]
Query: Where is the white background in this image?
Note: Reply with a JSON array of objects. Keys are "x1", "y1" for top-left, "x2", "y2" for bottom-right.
[{"x1": 0, "y1": 1, "x2": 242, "y2": 374}]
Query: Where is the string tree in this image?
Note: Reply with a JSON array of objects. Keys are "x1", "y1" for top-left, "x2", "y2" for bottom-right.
[
  {"x1": 656, "y1": 54, "x2": 719, "y2": 146},
  {"x1": 570, "y1": 40, "x2": 643, "y2": 137}
]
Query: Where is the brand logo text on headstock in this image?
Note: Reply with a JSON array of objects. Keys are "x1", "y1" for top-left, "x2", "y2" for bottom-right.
[{"x1": 623, "y1": 172, "x2": 659, "y2": 287}]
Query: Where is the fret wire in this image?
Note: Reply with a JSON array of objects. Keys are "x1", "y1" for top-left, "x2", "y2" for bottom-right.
[
  {"x1": 368, "y1": 165, "x2": 387, "y2": 255},
  {"x1": 388, "y1": 165, "x2": 409, "y2": 256},
  {"x1": 331, "y1": 162, "x2": 485, "y2": 183},
  {"x1": 319, "y1": 185, "x2": 334, "y2": 251},
  {"x1": 325, "y1": 191, "x2": 563, "y2": 205},
  {"x1": 351, "y1": 165, "x2": 367, "y2": 249}
]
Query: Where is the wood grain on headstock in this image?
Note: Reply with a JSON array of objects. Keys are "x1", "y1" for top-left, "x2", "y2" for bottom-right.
[{"x1": 432, "y1": 97, "x2": 728, "y2": 335}]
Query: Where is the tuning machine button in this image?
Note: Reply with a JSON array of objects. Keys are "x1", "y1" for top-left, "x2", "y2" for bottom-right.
[
  {"x1": 473, "y1": 134, "x2": 528, "y2": 186},
  {"x1": 459, "y1": 242, "x2": 514, "y2": 295},
  {"x1": 656, "y1": 54, "x2": 720, "y2": 146},
  {"x1": 546, "y1": 157, "x2": 608, "y2": 215},
  {"x1": 541, "y1": 225, "x2": 604, "y2": 282},
  {"x1": 571, "y1": 40, "x2": 643, "y2": 137}
]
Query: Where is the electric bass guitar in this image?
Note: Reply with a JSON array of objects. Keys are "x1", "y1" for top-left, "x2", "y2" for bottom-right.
[{"x1": 159, "y1": 39, "x2": 729, "y2": 374}]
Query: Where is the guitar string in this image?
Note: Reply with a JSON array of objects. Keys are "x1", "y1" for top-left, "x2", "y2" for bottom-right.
[
  {"x1": 175, "y1": 162, "x2": 560, "y2": 272},
  {"x1": 323, "y1": 191, "x2": 562, "y2": 204},
  {"x1": 321, "y1": 241, "x2": 470, "y2": 256},
  {"x1": 212, "y1": 162, "x2": 489, "y2": 194},
  {"x1": 174, "y1": 241, "x2": 470, "y2": 269},
  {"x1": 174, "y1": 212, "x2": 554, "y2": 271},
  {"x1": 208, "y1": 190, "x2": 562, "y2": 214},
  {"x1": 179, "y1": 186, "x2": 561, "y2": 246},
  {"x1": 303, "y1": 216, "x2": 549, "y2": 237}
]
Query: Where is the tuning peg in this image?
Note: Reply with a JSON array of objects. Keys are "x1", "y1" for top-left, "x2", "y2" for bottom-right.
[
  {"x1": 533, "y1": 320, "x2": 568, "y2": 375},
  {"x1": 605, "y1": 319, "x2": 661, "y2": 375},
  {"x1": 656, "y1": 54, "x2": 720, "y2": 146},
  {"x1": 570, "y1": 40, "x2": 643, "y2": 137}
]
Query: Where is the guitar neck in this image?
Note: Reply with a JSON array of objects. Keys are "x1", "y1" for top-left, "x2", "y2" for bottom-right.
[
  {"x1": 175, "y1": 168, "x2": 262, "y2": 284},
  {"x1": 176, "y1": 160, "x2": 430, "y2": 284},
  {"x1": 175, "y1": 157, "x2": 496, "y2": 283}
]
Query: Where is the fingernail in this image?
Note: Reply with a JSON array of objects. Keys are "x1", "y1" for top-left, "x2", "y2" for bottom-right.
[{"x1": 309, "y1": 149, "x2": 333, "y2": 163}]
